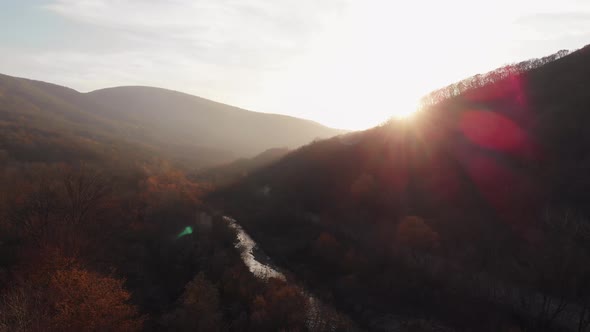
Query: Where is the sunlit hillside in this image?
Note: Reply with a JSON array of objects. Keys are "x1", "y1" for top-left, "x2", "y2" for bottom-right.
[{"x1": 211, "y1": 46, "x2": 590, "y2": 331}]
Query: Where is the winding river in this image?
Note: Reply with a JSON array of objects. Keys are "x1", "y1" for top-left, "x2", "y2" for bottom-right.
[
  {"x1": 224, "y1": 216, "x2": 285, "y2": 280},
  {"x1": 222, "y1": 216, "x2": 361, "y2": 331}
]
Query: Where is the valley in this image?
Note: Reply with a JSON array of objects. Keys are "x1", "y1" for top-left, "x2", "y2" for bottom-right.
[{"x1": 2, "y1": 44, "x2": 590, "y2": 331}]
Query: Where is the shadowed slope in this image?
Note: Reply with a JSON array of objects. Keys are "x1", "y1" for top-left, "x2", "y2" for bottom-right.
[{"x1": 211, "y1": 46, "x2": 590, "y2": 331}]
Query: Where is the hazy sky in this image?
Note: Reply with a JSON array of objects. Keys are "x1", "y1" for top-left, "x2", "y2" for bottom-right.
[{"x1": 2, "y1": 0, "x2": 590, "y2": 129}]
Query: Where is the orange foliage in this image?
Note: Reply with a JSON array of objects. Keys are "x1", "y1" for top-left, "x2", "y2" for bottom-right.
[
  {"x1": 162, "y1": 273, "x2": 222, "y2": 331},
  {"x1": 1, "y1": 259, "x2": 142, "y2": 332},
  {"x1": 250, "y1": 278, "x2": 307, "y2": 331},
  {"x1": 140, "y1": 167, "x2": 205, "y2": 206},
  {"x1": 394, "y1": 216, "x2": 440, "y2": 252},
  {"x1": 48, "y1": 268, "x2": 143, "y2": 332}
]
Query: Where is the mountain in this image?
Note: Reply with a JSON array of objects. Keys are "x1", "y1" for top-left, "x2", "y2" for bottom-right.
[
  {"x1": 194, "y1": 147, "x2": 290, "y2": 186},
  {"x1": 87, "y1": 86, "x2": 345, "y2": 159},
  {"x1": 0, "y1": 74, "x2": 352, "y2": 331},
  {"x1": 210, "y1": 46, "x2": 590, "y2": 331},
  {"x1": 0, "y1": 73, "x2": 148, "y2": 165},
  {"x1": 0, "y1": 74, "x2": 344, "y2": 167}
]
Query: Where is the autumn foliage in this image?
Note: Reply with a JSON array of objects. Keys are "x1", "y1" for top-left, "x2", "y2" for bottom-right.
[{"x1": 48, "y1": 268, "x2": 143, "y2": 331}]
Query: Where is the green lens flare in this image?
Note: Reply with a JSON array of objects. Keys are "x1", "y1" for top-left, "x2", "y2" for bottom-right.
[{"x1": 176, "y1": 226, "x2": 193, "y2": 239}]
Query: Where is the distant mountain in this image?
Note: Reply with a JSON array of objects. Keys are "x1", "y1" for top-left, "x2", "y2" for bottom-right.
[
  {"x1": 194, "y1": 147, "x2": 290, "y2": 186},
  {"x1": 0, "y1": 74, "x2": 345, "y2": 167},
  {"x1": 87, "y1": 87, "x2": 345, "y2": 160},
  {"x1": 211, "y1": 46, "x2": 590, "y2": 331},
  {"x1": 0, "y1": 73, "x2": 149, "y2": 165}
]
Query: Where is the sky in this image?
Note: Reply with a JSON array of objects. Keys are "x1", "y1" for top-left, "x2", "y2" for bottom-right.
[{"x1": 1, "y1": 0, "x2": 590, "y2": 130}]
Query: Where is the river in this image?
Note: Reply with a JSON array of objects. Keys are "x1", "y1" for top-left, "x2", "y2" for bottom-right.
[
  {"x1": 223, "y1": 216, "x2": 362, "y2": 331},
  {"x1": 224, "y1": 216, "x2": 285, "y2": 280}
]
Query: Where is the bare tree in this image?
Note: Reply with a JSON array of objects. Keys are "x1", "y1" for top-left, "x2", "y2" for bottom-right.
[
  {"x1": 8, "y1": 180, "x2": 58, "y2": 245},
  {"x1": 62, "y1": 166, "x2": 110, "y2": 228}
]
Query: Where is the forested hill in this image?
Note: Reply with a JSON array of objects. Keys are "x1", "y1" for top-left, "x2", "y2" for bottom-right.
[
  {"x1": 0, "y1": 74, "x2": 344, "y2": 167},
  {"x1": 0, "y1": 74, "x2": 350, "y2": 330},
  {"x1": 87, "y1": 86, "x2": 344, "y2": 158},
  {"x1": 211, "y1": 46, "x2": 590, "y2": 331}
]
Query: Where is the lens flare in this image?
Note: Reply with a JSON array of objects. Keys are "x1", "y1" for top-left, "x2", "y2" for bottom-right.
[{"x1": 176, "y1": 226, "x2": 193, "y2": 239}]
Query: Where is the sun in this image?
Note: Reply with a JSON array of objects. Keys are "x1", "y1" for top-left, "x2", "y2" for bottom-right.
[
  {"x1": 390, "y1": 98, "x2": 422, "y2": 120},
  {"x1": 393, "y1": 106, "x2": 419, "y2": 119}
]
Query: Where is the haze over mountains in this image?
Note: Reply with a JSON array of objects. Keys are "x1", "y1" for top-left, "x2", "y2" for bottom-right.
[
  {"x1": 2, "y1": 44, "x2": 590, "y2": 332},
  {"x1": 0, "y1": 72, "x2": 350, "y2": 331},
  {"x1": 0, "y1": 73, "x2": 345, "y2": 167},
  {"x1": 6, "y1": 0, "x2": 590, "y2": 330}
]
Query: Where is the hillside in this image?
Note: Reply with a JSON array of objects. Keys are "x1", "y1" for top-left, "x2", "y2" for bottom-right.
[
  {"x1": 87, "y1": 87, "x2": 345, "y2": 158},
  {"x1": 0, "y1": 74, "x2": 344, "y2": 168},
  {"x1": 0, "y1": 73, "x2": 153, "y2": 165},
  {"x1": 0, "y1": 75, "x2": 353, "y2": 331},
  {"x1": 211, "y1": 46, "x2": 590, "y2": 331},
  {"x1": 194, "y1": 147, "x2": 290, "y2": 186}
]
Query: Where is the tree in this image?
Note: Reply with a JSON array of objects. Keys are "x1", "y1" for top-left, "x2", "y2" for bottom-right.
[
  {"x1": 48, "y1": 268, "x2": 143, "y2": 332},
  {"x1": 394, "y1": 216, "x2": 439, "y2": 253},
  {"x1": 161, "y1": 273, "x2": 223, "y2": 332},
  {"x1": 0, "y1": 266, "x2": 143, "y2": 332},
  {"x1": 0, "y1": 284, "x2": 46, "y2": 332},
  {"x1": 8, "y1": 180, "x2": 59, "y2": 245},
  {"x1": 62, "y1": 166, "x2": 110, "y2": 228},
  {"x1": 249, "y1": 278, "x2": 307, "y2": 331},
  {"x1": 312, "y1": 232, "x2": 342, "y2": 263}
]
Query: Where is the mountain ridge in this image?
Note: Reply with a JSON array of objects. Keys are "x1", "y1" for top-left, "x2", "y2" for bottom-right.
[
  {"x1": 88, "y1": 85, "x2": 336, "y2": 128},
  {"x1": 0, "y1": 73, "x2": 345, "y2": 167},
  {"x1": 1, "y1": 73, "x2": 343, "y2": 130}
]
